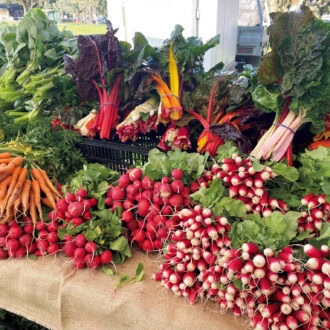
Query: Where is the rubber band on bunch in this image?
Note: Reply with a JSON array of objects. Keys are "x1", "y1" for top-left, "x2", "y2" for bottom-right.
[
  {"x1": 161, "y1": 94, "x2": 180, "y2": 100},
  {"x1": 273, "y1": 123, "x2": 296, "y2": 135},
  {"x1": 99, "y1": 102, "x2": 118, "y2": 108}
]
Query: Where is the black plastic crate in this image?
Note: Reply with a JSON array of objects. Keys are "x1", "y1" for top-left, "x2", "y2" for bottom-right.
[{"x1": 78, "y1": 133, "x2": 161, "y2": 173}]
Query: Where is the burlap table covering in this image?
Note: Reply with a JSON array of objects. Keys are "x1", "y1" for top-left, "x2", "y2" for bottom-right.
[{"x1": 0, "y1": 251, "x2": 246, "y2": 330}]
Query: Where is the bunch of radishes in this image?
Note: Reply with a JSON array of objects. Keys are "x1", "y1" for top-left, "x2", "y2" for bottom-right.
[
  {"x1": 200, "y1": 154, "x2": 288, "y2": 216},
  {"x1": 152, "y1": 206, "x2": 232, "y2": 303},
  {"x1": 0, "y1": 218, "x2": 36, "y2": 259},
  {"x1": 106, "y1": 168, "x2": 191, "y2": 252},
  {"x1": 298, "y1": 193, "x2": 329, "y2": 235},
  {"x1": 61, "y1": 232, "x2": 114, "y2": 270},
  {"x1": 218, "y1": 243, "x2": 330, "y2": 329}
]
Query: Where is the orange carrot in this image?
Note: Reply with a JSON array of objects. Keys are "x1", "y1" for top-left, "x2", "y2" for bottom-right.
[
  {"x1": 42, "y1": 197, "x2": 55, "y2": 209},
  {"x1": 0, "y1": 156, "x2": 23, "y2": 178},
  {"x1": 0, "y1": 158, "x2": 14, "y2": 164},
  {"x1": 0, "y1": 152, "x2": 11, "y2": 159},
  {"x1": 31, "y1": 168, "x2": 56, "y2": 209},
  {"x1": 6, "y1": 168, "x2": 28, "y2": 217},
  {"x1": 13, "y1": 195, "x2": 21, "y2": 217},
  {"x1": 32, "y1": 180, "x2": 42, "y2": 221},
  {"x1": 21, "y1": 179, "x2": 31, "y2": 214},
  {"x1": 0, "y1": 176, "x2": 12, "y2": 200},
  {"x1": 0, "y1": 167, "x2": 21, "y2": 217},
  {"x1": 40, "y1": 169, "x2": 61, "y2": 197},
  {"x1": 29, "y1": 191, "x2": 37, "y2": 227}
]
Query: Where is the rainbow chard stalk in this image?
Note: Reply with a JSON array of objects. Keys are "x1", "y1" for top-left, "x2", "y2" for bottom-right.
[
  {"x1": 152, "y1": 43, "x2": 182, "y2": 123},
  {"x1": 185, "y1": 78, "x2": 225, "y2": 156},
  {"x1": 158, "y1": 124, "x2": 191, "y2": 151},
  {"x1": 250, "y1": 7, "x2": 329, "y2": 163}
]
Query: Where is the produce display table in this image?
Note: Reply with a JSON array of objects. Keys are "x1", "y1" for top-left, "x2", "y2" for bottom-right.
[{"x1": 0, "y1": 251, "x2": 245, "y2": 330}]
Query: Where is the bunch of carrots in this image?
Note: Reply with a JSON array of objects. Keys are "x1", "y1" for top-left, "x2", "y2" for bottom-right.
[{"x1": 0, "y1": 152, "x2": 61, "y2": 226}]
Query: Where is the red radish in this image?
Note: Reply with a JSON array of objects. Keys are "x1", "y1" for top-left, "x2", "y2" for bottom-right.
[
  {"x1": 160, "y1": 184, "x2": 172, "y2": 199},
  {"x1": 222, "y1": 163, "x2": 237, "y2": 173},
  {"x1": 23, "y1": 223, "x2": 34, "y2": 234},
  {"x1": 321, "y1": 260, "x2": 330, "y2": 274},
  {"x1": 321, "y1": 245, "x2": 329, "y2": 257},
  {"x1": 304, "y1": 244, "x2": 322, "y2": 258},
  {"x1": 0, "y1": 237, "x2": 6, "y2": 248},
  {"x1": 242, "y1": 242, "x2": 259, "y2": 255},
  {"x1": 121, "y1": 210, "x2": 133, "y2": 223},
  {"x1": 306, "y1": 257, "x2": 324, "y2": 270},
  {"x1": 74, "y1": 248, "x2": 86, "y2": 259},
  {"x1": 231, "y1": 175, "x2": 242, "y2": 186},
  {"x1": 190, "y1": 182, "x2": 200, "y2": 193},
  {"x1": 47, "y1": 244, "x2": 59, "y2": 255},
  {"x1": 133, "y1": 229, "x2": 146, "y2": 242},
  {"x1": 227, "y1": 258, "x2": 243, "y2": 273},
  {"x1": 47, "y1": 232, "x2": 58, "y2": 244},
  {"x1": 73, "y1": 234, "x2": 86, "y2": 248},
  {"x1": 311, "y1": 208, "x2": 323, "y2": 219},
  {"x1": 38, "y1": 230, "x2": 48, "y2": 239},
  {"x1": 65, "y1": 193, "x2": 75, "y2": 203},
  {"x1": 133, "y1": 180, "x2": 142, "y2": 191},
  {"x1": 142, "y1": 239, "x2": 153, "y2": 252},
  {"x1": 126, "y1": 184, "x2": 138, "y2": 197},
  {"x1": 82, "y1": 199, "x2": 92, "y2": 211},
  {"x1": 71, "y1": 217, "x2": 83, "y2": 227},
  {"x1": 63, "y1": 242, "x2": 76, "y2": 257},
  {"x1": 76, "y1": 186, "x2": 87, "y2": 198},
  {"x1": 0, "y1": 248, "x2": 8, "y2": 259},
  {"x1": 37, "y1": 240, "x2": 49, "y2": 253},
  {"x1": 74, "y1": 259, "x2": 85, "y2": 269},
  {"x1": 90, "y1": 198, "x2": 97, "y2": 207},
  {"x1": 19, "y1": 234, "x2": 32, "y2": 248},
  {"x1": 82, "y1": 211, "x2": 91, "y2": 221},
  {"x1": 171, "y1": 180, "x2": 184, "y2": 194},
  {"x1": 47, "y1": 222, "x2": 58, "y2": 232},
  {"x1": 15, "y1": 247, "x2": 27, "y2": 258},
  {"x1": 129, "y1": 168, "x2": 142, "y2": 182},
  {"x1": 68, "y1": 202, "x2": 84, "y2": 218},
  {"x1": 85, "y1": 241, "x2": 98, "y2": 254},
  {"x1": 123, "y1": 200, "x2": 134, "y2": 210},
  {"x1": 253, "y1": 254, "x2": 266, "y2": 267},
  {"x1": 169, "y1": 194, "x2": 183, "y2": 208},
  {"x1": 8, "y1": 225, "x2": 23, "y2": 239},
  {"x1": 229, "y1": 185, "x2": 239, "y2": 197},
  {"x1": 0, "y1": 224, "x2": 8, "y2": 236},
  {"x1": 301, "y1": 193, "x2": 315, "y2": 206},
  {"x1": 118, "y1": 174, "x2": 130, "y2": 188},
  {"x1": 268, "y1": 258, "x2": 282, "y2": 272},
  {"x1": 138, "y1": 199, "x2": 150, "y2": 217},
  {"x1": 111, "y1": 187, "x2": 125, "y2": 201}
]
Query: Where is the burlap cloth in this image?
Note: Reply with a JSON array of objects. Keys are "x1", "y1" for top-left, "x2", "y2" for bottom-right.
[{"x1": 0, "y1": 251, "x2": 246, "y2": 330}]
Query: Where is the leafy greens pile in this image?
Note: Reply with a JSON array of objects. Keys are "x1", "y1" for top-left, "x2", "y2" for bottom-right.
[{"x1": 0, "y1": 9, "x2": 78, "y2": 126}]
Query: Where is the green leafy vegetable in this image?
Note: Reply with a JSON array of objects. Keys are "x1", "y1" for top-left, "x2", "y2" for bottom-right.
[
  {"x1": 228, "y1": 211, "x2": 300, "y2": 252},
  {"x1": 144, "y1": 149, "x2": 208, "y2": 185},
  {"x1": 215, "y1": 141, "x2": 240, "y2": 163}
]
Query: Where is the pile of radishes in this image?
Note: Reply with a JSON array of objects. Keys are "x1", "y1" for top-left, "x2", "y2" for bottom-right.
[
  {"x1": 106, "y1": 168, "x2": 191, "y2": 252},
  {"x1": 0, "y1": 218, "x2": 36, "y2": 259},
  {"x1": 298, "y1": 193, "x2": 329, "y2": 235},
  {"x1": 154, "y1": 214, "x2": 330, "y2": 330},
  {"x1": 198, "y1": 154, "x2": 288, "y2": 216},
  {"x1": 152, "y1": 206, "x2": 232, "y2": 303}
]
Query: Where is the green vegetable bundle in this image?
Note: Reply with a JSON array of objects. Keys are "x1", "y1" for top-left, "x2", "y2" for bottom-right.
[{"x1": 0, "y1": 9, "x2": 78, "y2": 127}]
